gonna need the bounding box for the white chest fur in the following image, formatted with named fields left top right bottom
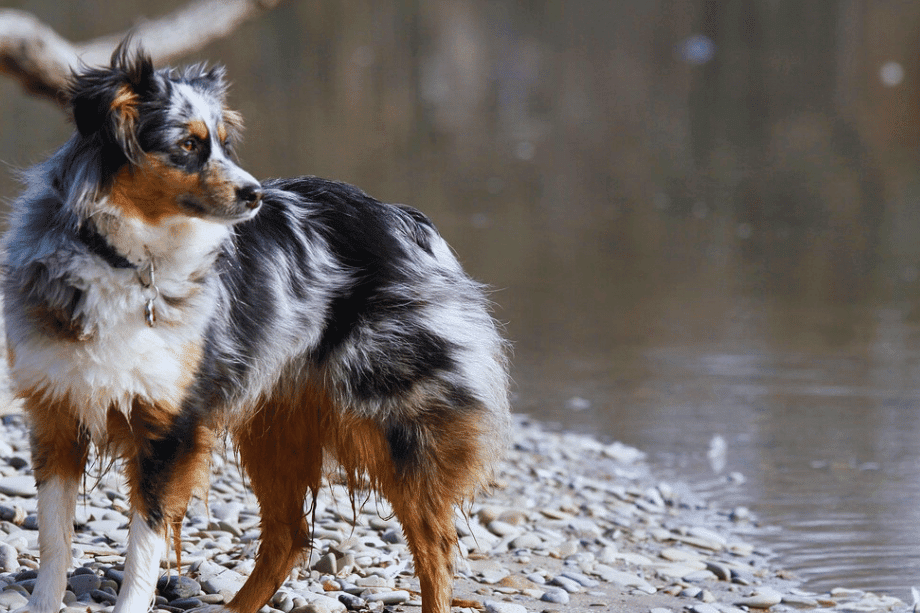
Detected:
left=6, top=216, right=229, bottom=442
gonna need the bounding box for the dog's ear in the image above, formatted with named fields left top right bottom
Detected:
left=185, top=64, right=230, bottom=100
left=69, top=40, right=160, bottom=164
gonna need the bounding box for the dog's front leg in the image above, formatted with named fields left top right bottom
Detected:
left=20, top=398, right=90, bottom=613
left=27, top=476, right=83, bottom=613
left=111, top=408, right=212, bottom=613
left=113, top=513, right=168, bottom=613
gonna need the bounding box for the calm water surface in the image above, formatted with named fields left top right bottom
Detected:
left=491, top=204, right=920, bottom=599
left=510, top=298, right=920, bottom=600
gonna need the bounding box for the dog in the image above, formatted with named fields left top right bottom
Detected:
left=2, top=43, right=510, bottom=613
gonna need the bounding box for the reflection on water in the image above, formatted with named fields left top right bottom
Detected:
left=533, top=330, right=920, bottom=599
left=4, top=0, right=920, bottom=601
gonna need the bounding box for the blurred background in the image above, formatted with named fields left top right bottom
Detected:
left=3, top=0, right=920, bottom=599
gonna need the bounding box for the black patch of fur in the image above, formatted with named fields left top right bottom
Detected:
left=349, top=326, right=456, bottom=401
left=68, top=41, right=160, bottom=172
left=386, top=421, right=424, bottom=475
left=133, top=403, right=205, bottom=527
left=9, top=263, right=85, bottom=342
left=263, top=177, right=427, bottom=364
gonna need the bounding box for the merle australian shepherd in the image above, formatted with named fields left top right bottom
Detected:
left=2, top=44, right=510, bottom=613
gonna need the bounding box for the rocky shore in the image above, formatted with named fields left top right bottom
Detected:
left=0, top=411, right=908, bottom=613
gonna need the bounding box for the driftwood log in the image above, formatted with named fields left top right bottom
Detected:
left=0, top=0, right=280, bottom=104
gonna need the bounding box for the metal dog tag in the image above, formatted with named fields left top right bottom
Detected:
left=145, top=298, right=157, bottom=327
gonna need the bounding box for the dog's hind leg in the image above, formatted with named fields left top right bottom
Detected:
left=227, top=400, right=323, bottom=613
left=385, top=477, right=458, bottom=613
left=20, top=395, right=90, bottom=613
left=333, top=411, right=487, bottom=613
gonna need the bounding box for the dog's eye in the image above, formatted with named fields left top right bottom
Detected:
left=180, top=138, right=198, bottom=153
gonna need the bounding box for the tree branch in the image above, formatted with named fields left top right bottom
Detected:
left=0, top=0, right=281, bottom=105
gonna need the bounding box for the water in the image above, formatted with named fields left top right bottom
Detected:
left=3, top=0, right=920, bottom=601
left=515, top=322, right=920, bottom=599
left=500, top=215, right=920, bottom=599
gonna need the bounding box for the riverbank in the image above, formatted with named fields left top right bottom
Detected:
left=0, top=410, right=907, bottom=613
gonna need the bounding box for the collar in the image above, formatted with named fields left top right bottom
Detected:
left=77, top=223, right=137, bottom=270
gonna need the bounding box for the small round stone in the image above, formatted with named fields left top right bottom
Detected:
left=90, top=588, right=118, bottom=604
left=0, top=542, right=18, bottom=572
left=0, top=590, right=28, bottom=610
left=549, top=575, right=581, bottom=593
left=0, top=476, right=36, bottom=497
left=541, top=587, right=570, bottom=604
left=484, top=601, right=528, bottom=613
left=364, top=590, right=410, bottom=605
left=736, top=589, right=783, bottom=609
left=509, top=533, right=542, bottom=550
left=337, top=593, right=366, bottom=610
left=159, top=576, right=202, bottom=600
left=169, top=597, right=204, bottom=610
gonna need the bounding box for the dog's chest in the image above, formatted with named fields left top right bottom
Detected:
left=8, top=261, right=218, bottom=440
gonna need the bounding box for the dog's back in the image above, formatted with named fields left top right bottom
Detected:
left=3, top=44, right=509, bottom=613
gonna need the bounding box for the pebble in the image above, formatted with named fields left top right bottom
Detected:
left=312, top=553, right=338, bottom=575
left=688, top=605, right=720, bottom=613
left=781, top=593, right=819, bottom=607
left=0, top=476, right=35, bottom=497
left=336, top=593, right=365, bottom=610
left=487, top=520, right=519, bottom=537
left=684, top=569, right=718, bottom=582
left=0, top=414, right=905, bottom=613
left=549, top=575, right=581, bottom=593
left=362, top=590, right=410, bottom=605
left=736, top=588, right=783, bottom=609
left=484, top=601, right=528, bottom=613
left=0, top=591, right=27, bottom=610
left=540, top=587, right=569, bottom=604
left=509, top=533, right=542, bottom=549
left=158, top=575, right=202, bottom=600
left=169, top=597, right=204, bottom=609
left=0, top=543, right=17, bottom=572
left=68, top=572, right=102, bottom=596
left=704, top=560, right=731, bottom=581
left=90, top=588, right=118, bottom=604
left=559, top=570, right=598, bottom=587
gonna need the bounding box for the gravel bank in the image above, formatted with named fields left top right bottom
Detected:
left=0, top=411, right=908, bottom=613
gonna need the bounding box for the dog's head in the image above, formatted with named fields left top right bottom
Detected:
left=68, top=41, right=262, bottom=224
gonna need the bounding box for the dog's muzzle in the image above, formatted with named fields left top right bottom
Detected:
left=237, top=183, right=263, bottom=210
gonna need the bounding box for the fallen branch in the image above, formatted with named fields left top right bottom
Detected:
left=0, top=0, right=280, bottom=105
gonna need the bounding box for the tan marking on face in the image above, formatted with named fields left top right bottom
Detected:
left=109, top=153, right=240, bottom=224
left=216, top=123, right=228, bottom=144
left=109, top=156, right=191, bottom=222
left=187, top=119, right=209, bottom=142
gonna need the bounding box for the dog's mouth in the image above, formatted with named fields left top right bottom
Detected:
left=177, top=194, right=262, bottom=223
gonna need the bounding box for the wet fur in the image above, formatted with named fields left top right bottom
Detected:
left=2, top=43, right=510, bottom=613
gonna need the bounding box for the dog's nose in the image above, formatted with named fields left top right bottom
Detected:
left=237, top=184, right=263, bottom=209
